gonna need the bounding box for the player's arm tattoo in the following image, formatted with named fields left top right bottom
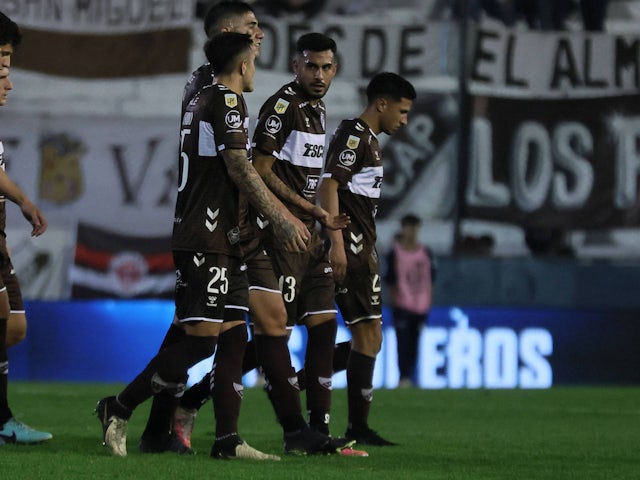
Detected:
left=254, top=150, right=317, bottom=214
left=223, top=149, right=294, bottom=234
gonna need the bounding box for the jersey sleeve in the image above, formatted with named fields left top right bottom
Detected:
left=207, top=91, right=250, bottom=152
left=324, top=123, right=364, bottom=186
left=252, top=95, right=295, bottom=157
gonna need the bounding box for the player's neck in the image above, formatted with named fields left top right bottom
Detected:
left=359, top=108, right=380, bottom=135
left=214, top=73, right=244, bottom=95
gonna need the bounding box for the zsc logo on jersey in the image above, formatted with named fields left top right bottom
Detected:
left=274, top=98, right=290, bottom=114
left=225, top=93, right=238, bottom=108
left=339, top=149, right=356, bottom=167
left=225, top=110, right=243, bottom=129
left=266, top=115, right=282, bottom=134
left=346, top=135, right=360, bottom=149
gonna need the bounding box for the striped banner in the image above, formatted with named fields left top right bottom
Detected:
left=3, top=0, right=195, bottom=78
left=70, top=222, right=175, bottom=299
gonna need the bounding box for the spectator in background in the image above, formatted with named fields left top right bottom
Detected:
left=384, top=214, right=436, bottom=388
left=252, top=0, right=328, bottom=18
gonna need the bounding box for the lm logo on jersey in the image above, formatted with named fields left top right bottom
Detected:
left=339, top=149, right=356, bottom=167
left=266, top=115, right=282, bottom=134
left=225, top=110, right=242, bottom=129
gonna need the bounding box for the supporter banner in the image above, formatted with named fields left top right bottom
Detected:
left=377, top=89, right=459, bottom=222
left=470, top=26, right=640, bottom=98
left=256, top=14, right=450, bottom=82
left=2, top=114, right=177, bottom=236
left=463, top=26, right=640, bottom=228
left=1, top=0, right=195, bottom=77
left=70, top=222, right=174, bottom=299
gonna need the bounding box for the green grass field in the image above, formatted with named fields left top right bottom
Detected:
left=2, top=383, right=639, bottom=479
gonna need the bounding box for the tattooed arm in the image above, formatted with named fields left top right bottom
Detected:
left=223, top=149, right=309, bottom=252
left=254, top=150, right=349, bottom=230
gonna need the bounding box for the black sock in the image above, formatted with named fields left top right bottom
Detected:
left=118, top=335, right=217, bottom=412
left=333, top=341, right=351, bottom=372
left=181, top=372, right=212, bottom=411
left=254, top=334, right=306, bottom=433
left=0, top=318, right=11, bottom=425
left=213, top=324, right=247, bottom=439
left=305, top=320, right=337, bottom=434
left=241, top=339, right=259, bottom=374
left=346, top=350, right=375, bottom=431
left=296, top=340, right=351, bottom=392
left=142, top=323, right=187, bottom=437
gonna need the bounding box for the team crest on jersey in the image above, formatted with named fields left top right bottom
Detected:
left=274, top=98, right=290, bottom=114
left=339, top=149, right=356, bottom=167
left=225, top=93, right=238, bottom=108
left=303, top=175, right=320, bottom=194
left=346, top=135, right=360, bottom=149
left=225, top=110, right=243, bottom=129
left=266, top=115, right=282, bottom=134
left=38, top=133, right=85, bottom=205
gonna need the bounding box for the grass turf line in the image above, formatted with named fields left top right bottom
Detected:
left=2, top=383, right=639, bottom=480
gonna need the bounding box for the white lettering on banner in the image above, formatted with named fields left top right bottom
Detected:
left=0, top=0, right=193, bottom=32
left=256, top=16, right=446, bottom=81
left=468, top=117, right=599, bottom=211
left=420, top=308, right=553, bottom=389
left=613, top=116, right=640, bottom=208
left=470, top=27, right=640, bottom=98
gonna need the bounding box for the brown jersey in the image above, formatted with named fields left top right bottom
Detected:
left=0, top=141, right=7, bottom=251
left=172, top=83, right=250, bottom=257
left=323, top=118, right=383, bottom=269
left=182, top=63, right=215, bottom=112
left=252, top=81, right=326, bottom=232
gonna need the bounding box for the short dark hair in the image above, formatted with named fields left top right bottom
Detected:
left=204, top=31, right=253, bottom=75
left=295, top=32, right=336, bottom=55
left=401, top=213, right=421, bottom=227
left=366, top=72, right=416, bottom=104
left=0, top=11, right=21, bottom=47
left=203, top=1, right=255, bottom=38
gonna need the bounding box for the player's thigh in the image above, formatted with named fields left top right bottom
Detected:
left=174, top=251, right=233, bottom=337
left=246, top=248, right=288, bottom=335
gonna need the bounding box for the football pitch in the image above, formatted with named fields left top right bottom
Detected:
left=2, top=383, right=638, bottom=479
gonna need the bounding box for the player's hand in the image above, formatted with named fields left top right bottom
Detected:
left=329, top=244, right=347, bottom=284
left=274, top=213, right=310, bottom=253
left=311, top=205, right=350, bottom=231
left=20, top=199, right=48, bottom=237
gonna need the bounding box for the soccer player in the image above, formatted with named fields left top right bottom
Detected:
left=96, top=31, right=308, bottom=457
left=0, top=12, right=52, bottom=446
left=139, top=1, right=284, bottom=459
left=250, top=32, right=348, bottom=442
left=319, top=71, right=416, bottom=446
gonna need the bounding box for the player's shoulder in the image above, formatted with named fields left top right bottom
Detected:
left=332, top=118, right=369, bottom=148
left=263, top=82, right=303, bottom=114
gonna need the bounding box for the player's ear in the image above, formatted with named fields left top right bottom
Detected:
left=376, top=97, right=387, bottom=113
left=240, top=59, right=247, bottom=76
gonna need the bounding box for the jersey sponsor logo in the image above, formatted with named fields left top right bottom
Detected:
left=346, top=135, right=360, bottom=149
left=225, top=110, right=242, bottom=129
left=339, top=149, right=356, bottom=167
left=266, top=115, right=282, bottom=134
left=224, top=93, right=238, bottom=108
left=303, top=175, right=320, bottom=194
left=274, top=98, right=290, bottom=114
left=303, top=143, right=324, bottom=158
